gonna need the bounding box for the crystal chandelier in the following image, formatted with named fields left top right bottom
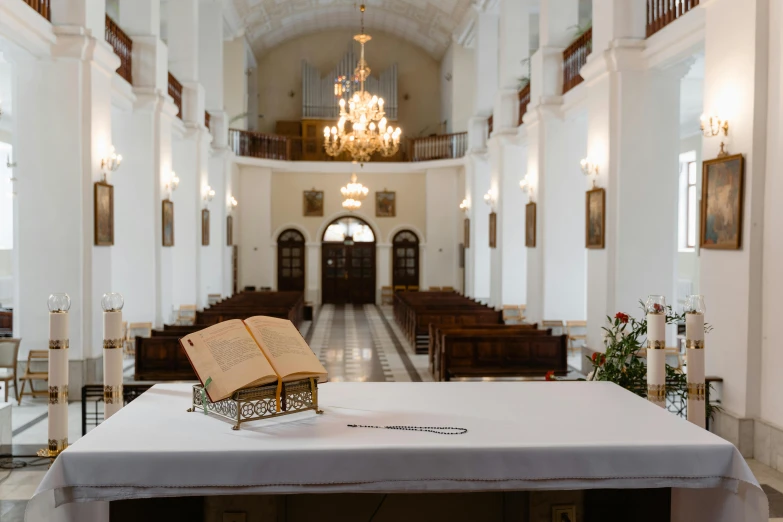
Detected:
left=341, top=172, right=369, bottom=211
left=324, top=5, right=402, bottom=162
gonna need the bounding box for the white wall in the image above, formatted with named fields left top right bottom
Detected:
left=237, top=166, right=273, bottom=291
left=425, top=167, right=461, bottom=290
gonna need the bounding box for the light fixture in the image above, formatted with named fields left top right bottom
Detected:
left=341, top=171, right=368, bottom=212
left=580, top=157, right=599, bottom=188
left=6, top=154, right=16, bottom=169
left=100, top=146, right=122, bottom=182
left=227, top=195, right=238, bottom=211
left=323, top=4, right=402, bottom=162
left=519, top=175, right=534, bottom=201
left=483, top=189, right=497, bottom=210
left=459, top=198, right=469, bottom=213
left=203, top=184, right=215, bottom=205
left=700, top=114, right=729, bottom=138
left=165, top=172, right=180, bottom=198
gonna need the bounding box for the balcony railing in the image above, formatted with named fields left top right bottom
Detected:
left=562, top=28, right=592, bottom=94
left=168, top=72, right=183, bottom=120
left=518, top=84, right=531, bottom=126
left=105, top=15, right=133, bottom=85
left=23, top=0, right=50, bottom=20
left=228, top=129, right=468, bottom=163
left=408, top=132, right=468, bottom=162
left=205, top=111, right=211, bottom=131
left=647, top=0, right=700, bottom=37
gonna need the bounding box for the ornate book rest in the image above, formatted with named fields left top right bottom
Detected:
left=188, top=378, right=323, bottom=430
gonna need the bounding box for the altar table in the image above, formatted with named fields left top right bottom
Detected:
left=25, top=382, right=768, bottom=521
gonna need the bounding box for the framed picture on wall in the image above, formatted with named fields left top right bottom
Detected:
left=585, top=188, right=605, bottom=249
left=376, top=190, right=396, bottom=217
left=464, top=218, right=470, bottom=248
left=489, top=211, right=497, bottom=248
left=227, top=215, right=233, bottom=246
left=94, top=181, right=114, bottom=246
left=303, top=189, right=324, bottom=216
left=525, top=202, right=536, bottom=247
left=162, top=199, right=174, bottom=247
left=202, top=208, right=210, bottom=246
left=700, top=153, right=744, bottom=250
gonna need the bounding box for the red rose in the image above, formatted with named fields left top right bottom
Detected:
left=591, top=352, right=606, bottom=366
left=615, top=312, right=629, bottom=324
left=653, top=303, right=664, bottom=313
left=545, top=370, right=556, bottom=381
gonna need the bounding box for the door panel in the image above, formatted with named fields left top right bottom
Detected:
left=322, top=242, right=376, bottom=304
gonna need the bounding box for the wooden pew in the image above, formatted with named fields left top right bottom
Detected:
left=428, top=323, right=539, bottom=375
left=439, top=331, right=568, bottom=381
left=135, top=336, right=197, bottom=381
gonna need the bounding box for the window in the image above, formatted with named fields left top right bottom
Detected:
left=678, top=151, right=698, bottom=252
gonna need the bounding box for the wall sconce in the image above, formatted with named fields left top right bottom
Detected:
left=483, top=189, right=497, bottom=210
left=100, top=146, right=122, bottom=182
left=227, top=196, right=238, bottom=212
left=519, top=175, right=534, bottom=201
left=459, top=198, right=469, bottom=213
left=165, top=172, right=180, bottom=198
left=580, top=157, right=599, bottom=188
left=6, top=154, right=16, bottom=169
left=700, top=114, right=729, bottom=138
left=203, top=184, right=215, bottom=206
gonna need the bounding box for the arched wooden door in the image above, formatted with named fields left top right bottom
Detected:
left=392, top=230, right=419, bottom=289
left=277, top=229, right=305, bottom=292
left=322, top=217, right=376, bottom=304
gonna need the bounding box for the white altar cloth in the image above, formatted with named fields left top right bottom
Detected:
left=26, top=382, right=767, bottom=522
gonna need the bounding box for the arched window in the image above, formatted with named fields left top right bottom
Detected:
left=277, top=229, right=305, bottom=292
left=392, top=230, right=419, bottom=289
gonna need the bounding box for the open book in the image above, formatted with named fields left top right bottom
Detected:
left=180, top=316, right=327, bottom=404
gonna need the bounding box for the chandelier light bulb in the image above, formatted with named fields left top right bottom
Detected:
left=339, top=98, right=346, bottom=107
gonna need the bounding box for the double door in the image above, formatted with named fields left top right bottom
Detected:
left=322, top=242, right=376, bottom=304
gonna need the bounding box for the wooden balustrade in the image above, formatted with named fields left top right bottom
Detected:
left=408, top=132, right=468, bottom=162
left=23, top=0, right=50, bottom=20
left=647, top=0, right=700, bottom=37
left=168, top=72, right=183, bottom=120
left=562, top=28, right=592, bottom=94
left=205, top=111, right=211, bottom=131
left=229, top=129, right=290, bottom=160
left=105, top=15, right=133, bottom=85
left=518, top=84, right=531, bottom=126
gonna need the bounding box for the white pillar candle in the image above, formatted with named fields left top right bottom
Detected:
left=686, top=310, right=706, bottom=428
left=646, top=311, right=666, bottom=408
left=101, top=293, right=125, bottom=420
left=46, top=293, right=70, bottom=457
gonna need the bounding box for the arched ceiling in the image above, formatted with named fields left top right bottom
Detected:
left=226, top=0, right=475, bottom=60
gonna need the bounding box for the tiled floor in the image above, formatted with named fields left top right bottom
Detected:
left=1, top=305, right=780, bottom=520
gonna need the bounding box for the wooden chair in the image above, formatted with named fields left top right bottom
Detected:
left=17, top=350, right=48, bottom=405
left=125, top=322, right=153, bottom=357
left=175, top=305, right=197, bottom=325
left=541, top=320, right=565, bottom=336
left=429, top=286, right=442, bottom=292
left=566, top=320, right=587, bottom=353
left=393, top=285, right=407, bottom=293
left=207, top=294, right=222, bottom=306
left=441, top=286, right=455, bottom=292
left=407, top=285, right=419, bottom=292
left=0, top=338, right=20, bottom=402
left=381, top=286, right=394, bottom=305
left=502, top=305, right=525, bottom=325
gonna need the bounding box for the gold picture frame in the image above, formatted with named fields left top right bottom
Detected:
left=162, top=199, right=174, bottom=247
left=375, top=191, right=396, bottom=217
left=94, top=181, right=114, bottom=246
left=227, top=215, right=233, bottom=246
left=525, top=202, right=536, bottom=247
left=303, top=190, right=324, bottom=217
left=202, top=208, right=210, bottom=246
left=489, top=211, right=497, bottom=248
left=700, top=153, right=744, bottom=250
left=585, top=188, right=605, bottom=249
left=464, top=218, right=470, bottom=248
left=552, top=505, right=576, bottom=522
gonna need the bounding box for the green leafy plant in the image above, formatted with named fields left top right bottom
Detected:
left=517, top=58, right=531, bottom=91
left=585, top=301, right=718, bottom=420
left=570, top=20, right=592, bottom=39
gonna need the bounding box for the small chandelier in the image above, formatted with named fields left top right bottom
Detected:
left=324, top=5, right=402, bottom=162
left=341, top=172, right=368, bottom=211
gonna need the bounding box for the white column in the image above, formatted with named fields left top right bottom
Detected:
left=464, top=154, right=491, bottom=300
left=494, top=0, right=530, bottom=131
left=425, top=168, right=461, bottom=290
left=474, top=10, right=499, bottom=118
left=581, top=0, right=681, bottom=351
left=166, top=0, right=199, bottom=83
left=15, top=0, right=118, bottom=390
left=700, top=0, right=769, bottom=422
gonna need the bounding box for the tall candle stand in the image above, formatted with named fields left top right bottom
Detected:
left=39, top=293, right=70, bottom=459
left=645, top=295, right=667, bottom=408
left=685, top=295, right=706, bottom=428
left=102, top=293, right=124, bottom=419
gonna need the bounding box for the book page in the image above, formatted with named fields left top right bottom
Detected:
left=244, top=316, right=327, bottom=382
left=180, top=319, right=278, bottom=402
